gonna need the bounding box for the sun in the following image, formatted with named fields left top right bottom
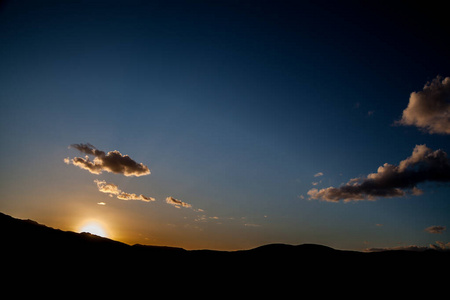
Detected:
left=79, top=221, right=108, bottom=238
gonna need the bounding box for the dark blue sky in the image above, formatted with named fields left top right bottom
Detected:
left=1, top=0, right=449, bottom=250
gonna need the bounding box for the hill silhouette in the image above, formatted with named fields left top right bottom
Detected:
left=1, top=211, right=448, bottom=287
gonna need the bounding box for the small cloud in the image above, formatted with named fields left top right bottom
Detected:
left=366, top=245, right=431, bottom=252
left=165, top=196, right=192, bottom=209
left=412, top=187, right=424, bottom=196
left=396, top=76, right=450, bottom=134
left=375, top=224, right=383, bottom=227
left=94, top=180, right=121, bottom=195
left=194, top=215, right=207, bottom=222
left=367, top=110, right=375, bottom=116
left=66, top=143, right=150, bottom=177
left=244, top=223, right=261, bottom=227
left=425, top=225, right=446, bottom=234
left=314, top=172, right=324, bottom=177
left=366, top=242, right=450, bottom=252
left=94, top=180, right=155, bottom=203
left=97, top=202, right=106, bottom=206
left=308, top=144, right=450, bottom=202
left=117, top=192, right=155, bottom=202
left=431, top=241, right=450, bottom=251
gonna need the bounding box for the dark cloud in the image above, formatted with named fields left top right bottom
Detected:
left=308, top=145, right=450, bottom=202
left=69, top=156, right=104, bottom=174
left=71, top=143, right=105, bottom=156
left=425, top=226, right=446, bottom=234
left=366, top=241, right=450, bottom=252
left=165, top=196, right=192, bottom=208
left=94, top=180, right=155, bottom=203
left=397, top=76, right=450, bottom=134
left=366, top=245, right=431, bottom=252
left=66, top=143, right=150, bottom=177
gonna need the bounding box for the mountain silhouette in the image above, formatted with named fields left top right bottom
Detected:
left=1, top=211, right=448, bottom=287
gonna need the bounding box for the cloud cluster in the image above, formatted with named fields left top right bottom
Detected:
left=165, top=197, right=192, bottom=209
left=65, top=143, right=150, bottom=177
left=94, top=180, right=194, bottom=209
left=65, top=142, right=204, bottom=213
left=94, top=180, right=155, bottom=203
left=397, top=76, right=450, bottom=134
left=366, top=241, right=450, bottom=252
left=425, top=225, right=446, bottom=234
left=308, top=145, right=450, bottom=202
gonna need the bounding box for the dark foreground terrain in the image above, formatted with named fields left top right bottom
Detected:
left=1, top=212, right=448, bottom=290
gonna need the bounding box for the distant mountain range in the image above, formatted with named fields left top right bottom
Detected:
left=1, top=211, right=448, bottom=286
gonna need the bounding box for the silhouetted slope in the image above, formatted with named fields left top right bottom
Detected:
left=1, top=212, right=128, bottom=253
left=1, top=211, right=449, bottom=283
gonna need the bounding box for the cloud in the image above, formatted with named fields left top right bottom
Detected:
left=117, top=192, right=155, bottom=202
left=244, top=223, right=261, bottom=227
left=432, top=241, right=450, bottom=251
left=425, top=225, right=446, bottom=234
left=70, top=156, right=104, bottom=174
left=165, top=196, right=192, bottom=209
left=366, top=242, right=450, bottom=252
left=94, top=179, right=121, bottom=195
left=366, top=245, right=431, bottom=252
left=94, top=180, right=155, bottom=203
left=66, top=143, right=150, bottom=177
left=308, top=144, right=450, bottom=202
left=314, top=172, right=324, bottom=177
left=397, top=76, right=450, bottom=134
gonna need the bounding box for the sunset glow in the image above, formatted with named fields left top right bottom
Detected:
left=1, top=1, right=449, bottom=252
left=79, top=222, right=108, bottom=238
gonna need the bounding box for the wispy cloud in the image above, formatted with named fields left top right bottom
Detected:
left=94, top=180, right=155, bottom=203
left=244, top=223, right=261, bottom=227
left=314, top=172, right=324, bottom=177
left=94, top=179, right=121, bottom=195
left=65, top=143, right=208, bottom=212
left=165, top=196, right=192, bottom=209
left=397, top=76, right=450, bottom=134
left=65, top=143, right=150, bottom=177
left=425, top=225, right=446, bottom=234
left=366, top=241, right=450, bottom=252
left=308, top=144, right=450, bottom=202
left=117, top=192, right=155, bottom=202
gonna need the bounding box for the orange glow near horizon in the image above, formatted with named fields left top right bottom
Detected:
left=78, top=220, right=109, bottom=238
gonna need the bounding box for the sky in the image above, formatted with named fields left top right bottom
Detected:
left=1, top=0, right=449, bottom=251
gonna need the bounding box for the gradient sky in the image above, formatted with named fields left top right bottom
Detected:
left=1, top=0, right=449, bottom=251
